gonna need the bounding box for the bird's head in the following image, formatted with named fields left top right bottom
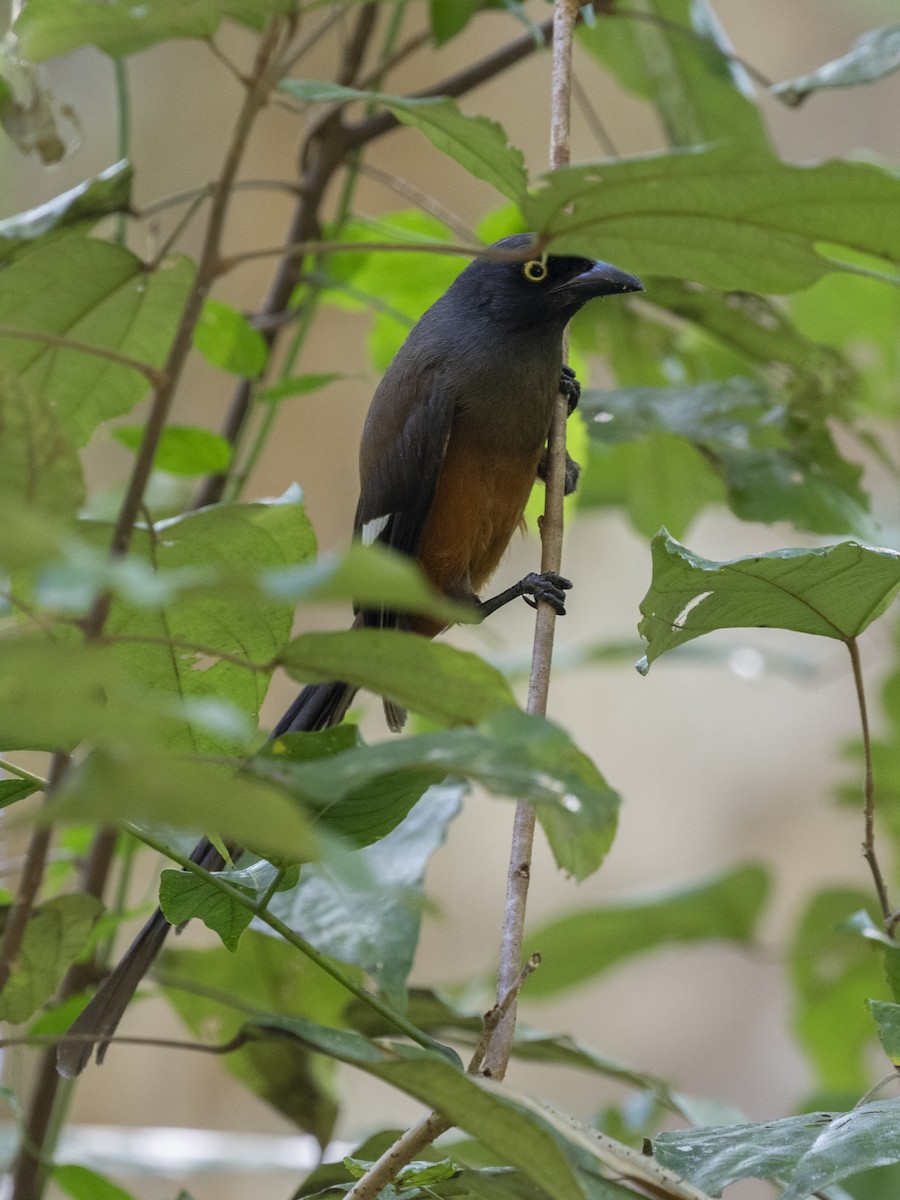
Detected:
left=451, top=233, right=643, bottom=333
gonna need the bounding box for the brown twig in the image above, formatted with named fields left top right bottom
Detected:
left=847, top=637, right=893, bottom=927
left=468, top=953, right=541, bottom=1075
left=481, top=0, right=579, bottom=1083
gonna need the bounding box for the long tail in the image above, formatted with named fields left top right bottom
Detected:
left=271, top=678, right=357, bottom=736
left=57, top=678, right=356, bottom=1077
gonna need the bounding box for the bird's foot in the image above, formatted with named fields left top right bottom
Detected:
left=560, top=364, right=581, bottom=415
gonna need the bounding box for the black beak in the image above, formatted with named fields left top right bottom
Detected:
left=564, top=260, right=644, bottom=297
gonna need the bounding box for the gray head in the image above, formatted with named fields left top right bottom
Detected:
left=443, top=233, right=643, bottom=335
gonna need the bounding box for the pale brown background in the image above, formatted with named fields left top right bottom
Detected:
left=2, top=1, right=900, bottom=1197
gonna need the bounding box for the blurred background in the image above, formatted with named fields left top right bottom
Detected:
left=2, top=1, right=900, bottom=1196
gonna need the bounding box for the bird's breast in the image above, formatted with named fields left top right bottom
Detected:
left=415, top=430, right=545, bottom=606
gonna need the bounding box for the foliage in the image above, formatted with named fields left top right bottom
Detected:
left=0, top=2, right=898, bottom=1199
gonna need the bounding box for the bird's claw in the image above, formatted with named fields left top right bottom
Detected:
left=521, top=571, right=573, bottom=615
left=559, top=364, right=581, bottom=415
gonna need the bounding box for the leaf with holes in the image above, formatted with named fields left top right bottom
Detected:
left=639, top=533, right=900, bottom=671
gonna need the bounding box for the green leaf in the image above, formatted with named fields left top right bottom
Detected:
left=0, top=368, right=83, bottom=519
left=279, top=630, right=516, bottom=728
left=243, top=1017, right=585, bottom=1200
left=15, top=0, right=297, bottom=60
left=193, top=298, right=268, bottom=377
left=262, top=725, right=433, bottom=848
left=51, top=1165, right=136, bottom=1200
left=646, top=277, right=855, bottom=404
left=256, top=1014, right=713, bottom=1200
left=524, top=147, right=900, bottom=293
left=582, top=378, right=870, bottom=537
left=256, top=373, right=343, bottom=403
left=158, top=857, right=300, bottom=954
left=161, top=930, right=349, bottom=1145
left=638, top=534, right=900, bottom=672
left=781, top=1100, right=900, bottom=1200
left=429, top=0, right=479, bottom=45
left=869, top=999, right=900, bottom=1065
left=0, top=779, right=40, bottom=808
left=0, top=501, right=63, bottom=571
left=0, top=639, right=183, bottom=752
left=0, top=894, right=102, bottom=1022
left=82, top=496, right=315, bottom=754
left=790, top=272, right=900, bottom=418
left=520, top=864, right=768, bottom=998
left=293, top=1129, right=407, bottom=1198
left=790, top=889, right=888, bottom=1092
left=258, top=710, right=620, bottom=881
left=578, top=0, right=768, bottom=149
left=281, top=81, right=527, bottom=203
left=263, top=541, right=474, bottom=628
left=112, top=423, right=232, bottom=475
left=49, top=750, right=318, bottom=863
left=579, top=433, right=725, bottom=539
left=653, top=1109, right=839, bottom=1194
left=159, top=869, right=254, bottom=952
left=0, top=162, right=132, bottom=259
left=0, top=232, right=194, bottom=445
left=319, top=211, right=462, bottom=370
left=268, top=785, right=462, bottom=1009
left=345, top=1154, right=457, bottom=1184
left=773, top=25, right=900, bottom=105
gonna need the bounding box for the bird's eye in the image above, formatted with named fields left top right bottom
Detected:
left=522, top=259, right=548, bottom=283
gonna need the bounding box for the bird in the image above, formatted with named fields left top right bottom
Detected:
left=57, top=234, right=642, bottom=1077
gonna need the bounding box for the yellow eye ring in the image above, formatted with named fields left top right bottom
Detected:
left=522, top=259, right=548, bottom=283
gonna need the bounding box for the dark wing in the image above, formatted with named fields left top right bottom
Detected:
left=353, top=380, right=455, bottom=630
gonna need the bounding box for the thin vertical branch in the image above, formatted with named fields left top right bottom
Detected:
left=847, top=637, right=893, bottom=926
left=482, top=0, right=581, bottom=1084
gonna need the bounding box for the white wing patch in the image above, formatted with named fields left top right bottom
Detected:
left=361, top=515, right=390, bottom=545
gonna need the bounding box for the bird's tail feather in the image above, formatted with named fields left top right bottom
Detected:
left=58, top=679, right=354, bottom=1077
left=57, top=908, right=171, bottom=1078
left=272, top=679, right=357, bottom=736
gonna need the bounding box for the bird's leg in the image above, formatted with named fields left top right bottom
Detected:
left=478, top=572, right=572, bottom=618
left=559, top=363, right=581, bottom=414
left=537, top=447, right=580, bottom=495
left=536, top=365, right=582, bottom=494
